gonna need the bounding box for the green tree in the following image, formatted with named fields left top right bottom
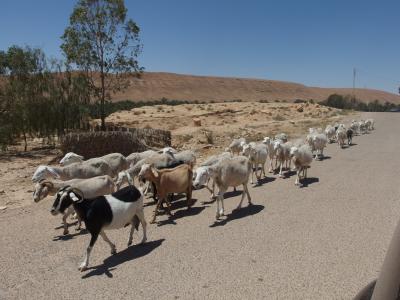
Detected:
left=0, top=46, right=91, bottom=151
left=61, top=0, right=143, bottom=130
left=1, top=46, right=48, bottom=150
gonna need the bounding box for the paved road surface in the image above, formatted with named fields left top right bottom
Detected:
left=1, top=112, right=399, bottom=300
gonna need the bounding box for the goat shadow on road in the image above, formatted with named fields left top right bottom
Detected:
left=82, top=239, right=165, bottom=279
left=299, top=177, right=319, bottom=188
left=156, top=200, right=205, bottom=226
left=209, top=204, right=265, bottom=228
left=143, top=193, right=191, bottom=208
left=318, top=155, right=332, bottom=161
left=52, top=229, right=88, bottom=241
left=253, top=176, right=276, bottom=186
left=53, top=222, right=88, bottom=241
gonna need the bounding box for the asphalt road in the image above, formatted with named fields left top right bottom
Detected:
left=1, top=112, right=399, bottom=300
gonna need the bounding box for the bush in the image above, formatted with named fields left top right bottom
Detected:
left=319, top=94, right=400, bottom=112
left=203, top=130, right=214, bottom=144
left=87, top=98, right=195, bottom=119
left=273, top=115, right=286, bottom=121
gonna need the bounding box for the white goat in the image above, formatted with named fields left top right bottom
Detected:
left=325, top=125, right=336, bottom=143
left=193, top=156, right=252, bottom=219
left=306, top=133, right=328, bottom=160
left=336, top=127, right=347, bottom=148
left=33, top=176, right=115, bottom=235
left=262, top=137, right=276, bottom=173
left=242, top=143, right=268, bottom=184
left=350, top=121, right=360, bottom=135
left=126, top=150, right=158, bottom=166
left=273, top=140, right=292, bottom=178
left=32, top=160, right=113, bottom=182
left=290, top=145, right=313, bottom=186
left=165, top=149, right=197, bottom=167
left=365, top=119, right=375, bottom=131
left=228, top=138, right=246, bottom=155
left=275, top=133, right=288, bottom=143
left=159, top=147, right=178, bottom=154
left=195, top=152, right=232, bottom=199
left=60, top=152, right=129, bottom=177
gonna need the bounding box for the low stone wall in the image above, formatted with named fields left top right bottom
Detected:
left=60, top=127, right=171, bottom=158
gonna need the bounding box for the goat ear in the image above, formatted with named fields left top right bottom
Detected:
left=43, top=181, right=54, bottom=189
left=126, top=172, right=134, bottom=186
left=47, top=167, right=60, bottom=179
left=69, top=192, right=82, bottom=203
left=150, top=167, right=159, bottom=178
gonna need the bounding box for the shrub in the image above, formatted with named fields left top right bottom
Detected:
left=203, top=130, right=214, bottom=144
left=273, top=115, right=286, bottom=121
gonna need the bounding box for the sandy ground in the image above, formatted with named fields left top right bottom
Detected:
left=102, top=101, right=351, bottom=159
left=0, top=112, right=399, bottom=299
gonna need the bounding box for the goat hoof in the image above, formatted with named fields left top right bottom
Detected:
left=127, top=241, right=132, bottom=247
left=78, top=264, right=88, bottom=272
left=140, top=237, right=147, bottom=244
left=63, top=230, right=69, bottom=235
left=111, top=249, right=117, bottom=255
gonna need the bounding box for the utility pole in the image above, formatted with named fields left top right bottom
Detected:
left=352, top=67, right=356, bottom=100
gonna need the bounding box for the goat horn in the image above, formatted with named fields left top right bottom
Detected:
left=42, top=181, right=54, bottom=189
left=70, top=187, right=84, bottom=199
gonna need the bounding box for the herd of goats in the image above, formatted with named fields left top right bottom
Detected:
left=31, top=118, right=375, bottom=271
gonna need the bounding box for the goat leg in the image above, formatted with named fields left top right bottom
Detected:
left=100, top=231, right=116, bottom=254
left=79, top=233, right=98, bottom=271
left=150, top=198, right=164, bottom=224
left=136, top=210, right=147, bottom=244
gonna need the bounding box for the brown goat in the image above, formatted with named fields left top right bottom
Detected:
left=138, top=163, right=193, bottom=223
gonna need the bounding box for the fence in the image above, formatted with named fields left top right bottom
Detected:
left=60, top=126, right=171, bottom=158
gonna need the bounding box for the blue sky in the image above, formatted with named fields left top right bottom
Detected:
left=1, top=0, right=399, bottom=93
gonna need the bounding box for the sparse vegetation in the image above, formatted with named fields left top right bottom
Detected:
left=203, top=130, right=214, bottom=144
left=181, top=134, right=193, bottom=142
left=319, top=94, right=400, bottom=112
left=273, top=115, right=286, bottom=121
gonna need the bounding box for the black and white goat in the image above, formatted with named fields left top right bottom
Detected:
left=346, top=129, right=354, bottom=145
left=50, top=185, right=147, bottom=271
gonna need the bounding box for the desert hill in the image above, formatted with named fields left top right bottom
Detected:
left=113, top=72, right=400, bottom=104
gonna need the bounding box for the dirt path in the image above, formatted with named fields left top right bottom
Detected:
left=0, top=112, right=399, bottom=299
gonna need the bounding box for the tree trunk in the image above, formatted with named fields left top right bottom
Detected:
left=23, top=131, right=27, bottom=152
left=100, top=69, right=106, bottom=131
